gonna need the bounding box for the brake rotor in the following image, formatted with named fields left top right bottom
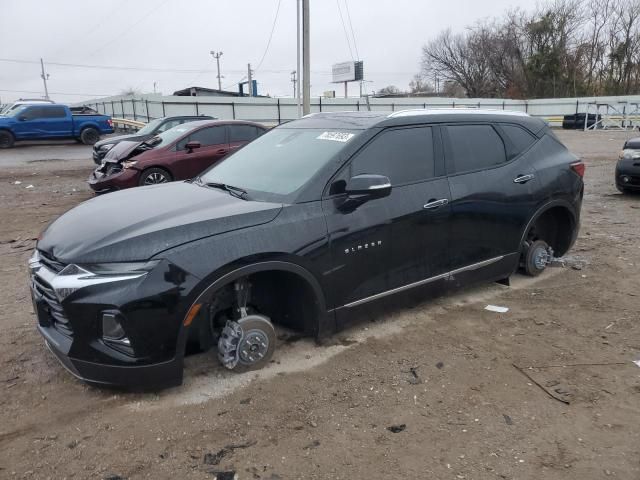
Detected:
left=217, top=314, right=276, bottom=371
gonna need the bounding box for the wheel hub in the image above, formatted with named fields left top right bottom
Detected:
left=532, top=246, right=552, bottom=270
left=238, top=330, right=270, bottom=364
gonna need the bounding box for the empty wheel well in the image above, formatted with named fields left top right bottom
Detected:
left=525, top=206, right=575, bottom=257
left=186, top=269, right=321, bottom=353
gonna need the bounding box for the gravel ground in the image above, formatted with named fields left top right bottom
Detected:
left=0, top=130, right=638, bottom=480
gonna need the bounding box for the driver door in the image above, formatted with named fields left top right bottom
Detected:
left=174, top=125, right=229, bottom=179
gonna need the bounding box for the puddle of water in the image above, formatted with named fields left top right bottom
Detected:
left=127, top=269, right=565, bottom=410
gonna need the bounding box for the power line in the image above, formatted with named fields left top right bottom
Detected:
left=344, top=0, right=360, bottom=60
left=0, top=89, right=114, bottom=97
left=336, top=0, right=354, bottom=60
left=254, top=0, right=283, bottom=72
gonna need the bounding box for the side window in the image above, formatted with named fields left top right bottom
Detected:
left=41, top=106, right=66, bottom=118
left=229, top=124, right=259, bottom=143
left=500, top=124, right=537, bottom=160
left=22, top=107, right=41, bottom=120
left=446, top=125, right=506, bottom=174
left=188, top=126, right=226, bottom=147
left=349, top=127, right=435, bottom=185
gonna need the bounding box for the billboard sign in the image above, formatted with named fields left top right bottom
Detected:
left=332, top=61, right=364, bottom=83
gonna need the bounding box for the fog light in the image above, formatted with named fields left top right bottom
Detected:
left=102, top=312, right=130, bottom=345
left=622, top=175, right=630, bottom=183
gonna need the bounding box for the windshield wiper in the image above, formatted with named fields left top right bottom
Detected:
left=205, top=182, right=248, bottom=199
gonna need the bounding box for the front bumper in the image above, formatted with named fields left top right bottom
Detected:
left=29, top=251, right=200, bottom=389
left=88, top=165, right=140, bottom=192
left=616, top=159, right=640, bottom=190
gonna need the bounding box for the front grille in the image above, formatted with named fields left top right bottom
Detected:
left=32, top=272, right=73, bottom=337
left=39, top=251, right=66, bottom=274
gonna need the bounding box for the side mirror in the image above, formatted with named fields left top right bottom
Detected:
left=338, top=174, right=391, bottom=212
left=185, top=141, right=201, bottom=152
left=345, top=174, right=392, bottom=197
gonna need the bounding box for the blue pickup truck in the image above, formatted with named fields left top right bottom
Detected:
left=0, top=104, right=113, bottom=148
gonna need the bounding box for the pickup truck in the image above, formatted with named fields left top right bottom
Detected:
left=0, top=104, right=113, bottom=148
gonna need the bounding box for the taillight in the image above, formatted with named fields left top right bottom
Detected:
left=107, top=119, right=113, bottom=127
left=570, top=161, right=585, bottom=178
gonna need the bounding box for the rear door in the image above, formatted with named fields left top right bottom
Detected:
left=442, top=123, right=540, bottom=270
left=323, top=125, right=451, bottom=312
left=174, top=125, right=229, bottom=179
left=228, top=124, right=263, bottom=153
left=41, top=106, right=72, bottom=137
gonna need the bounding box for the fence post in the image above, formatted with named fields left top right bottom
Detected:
left=423, top=103, right=426, bottom=109
left=391, top=102, right=395, bottom=112
left=120, top=99, right=125, bottom=118
left=525, top=101, right=528, bottom=113
left=232, top=102, right=236, bottom=119
left=502, top=101, right=505, bottom=110
left=575, top=99, right=579, bottom=115
left=453, top=101, right=455, bottom=108
left=132, top=99, right=137, bottom=121
left=111, top=100, right=115, bottom=117
left=161, top=102, right=166, bottom=116
left=145, top=99, right=150, bottom=121
left=195, top=102, right=199, bottom=116
left=277, top=99, right=281, bottom=124
left=319, top=96, right=322, bottom=112
left=357, top=100, right=360, bottom=111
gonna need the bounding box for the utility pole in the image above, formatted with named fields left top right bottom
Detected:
left=40, top=58, right=50, bottom=100
left=291, top=71, right=297, bottom=98
left=210, top=51, right=223, bottom=91
left=153, top=81, right=158, bottom=94
left=247, top=63, right=253, bottom=97
left=296, top=0, right=302, bottom=117
left=302, top=0, right=310, bottom=115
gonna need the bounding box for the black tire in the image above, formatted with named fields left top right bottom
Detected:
left=0, top=130, right=15, bottom=149
left=523, top=239, right=551, bottom=277
left=138, top=167, right=172, bottom=186
left=80, top=127, right=100, bottom=145
left=225, top=315, right=276, bottom=373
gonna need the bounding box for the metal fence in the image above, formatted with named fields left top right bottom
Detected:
left=77, top=93, right=640, bottom=128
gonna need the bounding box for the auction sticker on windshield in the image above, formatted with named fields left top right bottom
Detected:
left=316, top=131, right=355, bottom=142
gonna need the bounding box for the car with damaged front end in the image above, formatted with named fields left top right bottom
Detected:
left=30, top=110, right=584, bottom=389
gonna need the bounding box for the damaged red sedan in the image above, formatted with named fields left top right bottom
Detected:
left=88, top=120, right=266, bottom=192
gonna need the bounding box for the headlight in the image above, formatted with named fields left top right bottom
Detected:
left=621, top=149, right=640, bottom=159
left=99, top=144, right=115, bottom=152
left=122, top=160, right=137, bottom=169
left=52, top=261, right=159, bottom=301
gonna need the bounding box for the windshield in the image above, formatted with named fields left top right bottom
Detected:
left=145, top=124, right=194, bottom=147
left=4, top=105, right=29, bottom=117
left=137, top=118, right=164, bottom=135
left=200, top=128, right=359, bottom=198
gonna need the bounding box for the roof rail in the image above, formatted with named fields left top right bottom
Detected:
left=387, top=108, right=529, bottom=118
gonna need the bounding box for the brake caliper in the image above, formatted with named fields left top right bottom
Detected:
left=218, top=320, right=243, bottom=369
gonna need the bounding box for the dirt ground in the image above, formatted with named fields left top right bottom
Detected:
left=0, top=130, right=639, bottom=480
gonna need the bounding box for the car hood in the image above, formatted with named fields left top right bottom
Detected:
left=102, top=140, right=145, bottom=162
left=38, top=182, right=283, bottom=264
left=95, top=133, right=149, bottom=149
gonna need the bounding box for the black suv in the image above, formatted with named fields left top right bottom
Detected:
left=92, top=115, right=214, bottom=163
left=30, top=110, right=584, bottom=389
left=616, top=137, right=640, bottom=193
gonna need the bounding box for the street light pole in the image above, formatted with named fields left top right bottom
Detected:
left=302, top=0, right=310, bottom=115
left=210, top=51, right=223, bottom=91
left=40, top=58, right=50, bottom=100
left=296, top=0, right=302, bottom=118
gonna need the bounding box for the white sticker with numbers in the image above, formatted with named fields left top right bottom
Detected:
left=316, top=131, right=355, bottom=142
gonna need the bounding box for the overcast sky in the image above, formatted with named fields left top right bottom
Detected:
left=1, top=0, right=536, bottom=103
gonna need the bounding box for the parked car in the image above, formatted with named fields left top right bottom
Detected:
left=88, top=120, right=266, bottom=192
left=0, top=98, right=56, bottom=116
left=0, top=104, right=113, bottom=148
left=92, top=115, right=215, bottom=164
left=616, top=137, right=640, bottom=193
left=562, top=113, right=600, bottom=130
left=29, top=109, right=584, bottom=389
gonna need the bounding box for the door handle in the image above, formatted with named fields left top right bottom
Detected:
left=513, top=174, right=535, bottom=184
left=423, top=198, right=449, bottom=210
left=215, top=148, right=228, bottom=154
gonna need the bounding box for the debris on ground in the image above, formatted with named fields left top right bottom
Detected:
left=25, top=185, right=34, bottom=189
left=503, top=414, right=513, bottom=425
left=406, top=366, right=421, bottom=384
left=387, top=424, right=406, bottom=433
left=12, top=181, right=21, bottom=185
left=209, top=472, right=236, bottom=480
left=485, top=305, right=509, bottom=313
left=303, top=440, right=321, bottom=449
left=203, top=440, right=257, bottom=466
left=436, top=361, right=444, bottom=369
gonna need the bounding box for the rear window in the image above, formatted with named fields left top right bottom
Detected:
left=41, top=106, right=66, bottom=118
left=229, top=124, right=261, bottom=143
left=500, top=124, right=537, bottom=160
left=446, top=125, right=506, bottom=174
